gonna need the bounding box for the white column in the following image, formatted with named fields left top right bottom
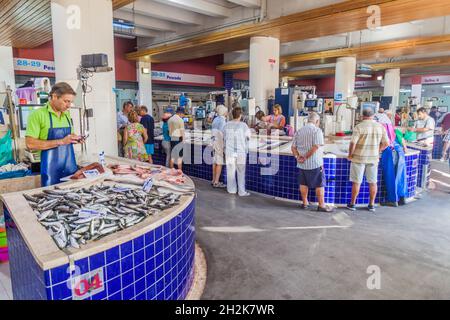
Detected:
left=249, top=36, right=280, bottom=114
left=0, top=46, right=16, bottom=94
left=334, top=57, right=356, bottom=132
left=411, top=84, right=422, bottom=105
left=384, top=68, right=401, bottom=111
left=137, top=61, right=153, bottom=113
left=51, top=0, right=117, bottom=157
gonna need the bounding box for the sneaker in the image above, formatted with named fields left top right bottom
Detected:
left=317, top=206, right=334, bottom=213
left=368, top=205, right=376, bottom=212
left=346, top=204, right=356, bottom=211
left=239, top=192, right=251, bottom=197
left=300, top=204, right=309, bottom=210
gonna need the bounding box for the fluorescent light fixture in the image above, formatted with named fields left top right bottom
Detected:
left=142, top=68, right=151, bottom=74
left=356, top=74, right=372, bottom=78
left=442, top=85, right=450, bottom=88
left=377, top=76, right=383, bottom=81
left=113, top=22, right=134, bottom=30
left=400, top=89, right=411, bottom=93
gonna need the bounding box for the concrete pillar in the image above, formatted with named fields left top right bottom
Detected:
left=384, top=68, right=401, bottom=111
left=0, top=46, right=16, bottom=94
left=51, top=0, right=117, bottom=157
left=249, top=36, right=280, bottom=114
left=411, top=84, right=423, bottom=105
left=137, top=61, right=152, bottom=113
left=334, top=57, right=356, bottom=132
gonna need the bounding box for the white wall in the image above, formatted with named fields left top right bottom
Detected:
left=0, top=46, right=16, bottom=93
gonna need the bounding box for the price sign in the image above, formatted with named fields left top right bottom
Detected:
left=112, top=187, right=131, bottom=193
left=82, top=169, right=100, bottom=178
left=78, top=209, right=102, bottom=218
left=143, top=177, right=154, bottom=193
left=71, top=268, right=105, bottom=300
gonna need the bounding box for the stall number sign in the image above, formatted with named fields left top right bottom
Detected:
left=13, top=58, right=55, bottom=73
left=152, top=71, right=215, bottom=85
left=72, top=268, right=105, bottom=300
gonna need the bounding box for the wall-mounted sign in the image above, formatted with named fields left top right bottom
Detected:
left=355, top=80, right=383, bottom=88
left=152, top=71, right=215, bottom=85
left=421, top=76, right=450, bottom=84
left=13, top=58, right=55, bottom=73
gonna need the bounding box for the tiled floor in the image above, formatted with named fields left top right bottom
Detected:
left=0, top=262, right=12, bottom=300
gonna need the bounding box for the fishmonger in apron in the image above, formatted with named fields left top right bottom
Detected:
left=40, top=112, right=78, bottom=186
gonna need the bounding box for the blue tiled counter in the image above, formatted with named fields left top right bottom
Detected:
left=406, top=143, right=433, bottom=190
left=154, top=136, right=420, bottom=206
left=1, top=174, right=196, bottom=300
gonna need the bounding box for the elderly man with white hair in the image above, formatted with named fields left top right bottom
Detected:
left=211, top=105, right=228, bottom=188
left=291, top=112, right=334, bottom=212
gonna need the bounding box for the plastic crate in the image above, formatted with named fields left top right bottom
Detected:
left=0, top=169, right=31, bottom=180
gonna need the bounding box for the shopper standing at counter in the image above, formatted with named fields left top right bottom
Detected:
left=291, top=112, right=333, bottom=212
left=407, top=107, right=435, bottom=146
left=223, top=107, right=251, bottom=197
left=169, top=107, right=186, bottom=172
left=211, top=105, right=227, bottom=188
left=161, top=113, right=172, bottom=167
left=139, top=106, right=155, bottom=164
left=347, top=108, right=389, bottom=212
left=117, top=101, right=133, bottom=157
left=25, top=82, right=84, bottom=186
left=438, top=112, right=450, bottom=161
left=123, top=110, right=149, bottom=163
left=267, top=104, right=286, bottom=131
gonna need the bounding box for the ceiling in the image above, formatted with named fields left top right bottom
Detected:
left=0, top=0, right=134, bottom=48
left=126, top=0, right=450, bottom=63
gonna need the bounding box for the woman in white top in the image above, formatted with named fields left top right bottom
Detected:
left=222, top=107, right=251, bottom=197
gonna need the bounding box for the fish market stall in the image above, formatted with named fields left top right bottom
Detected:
left=153, top=130, right=421, bottom=206
left=2, top=156, right=196, bottom=300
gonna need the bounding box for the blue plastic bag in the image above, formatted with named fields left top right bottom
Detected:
left=0, top=130, right=13, bottom=166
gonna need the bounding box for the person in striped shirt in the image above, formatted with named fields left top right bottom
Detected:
left=347, top=108, right=390, bottom=212
left=291, top=112, right=334, bottom=212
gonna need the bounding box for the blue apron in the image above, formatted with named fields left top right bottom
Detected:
left=40, top=112, right=78, bottom=186
left=381, top=141, right=407, bottom=203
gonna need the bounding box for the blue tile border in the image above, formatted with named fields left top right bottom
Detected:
left=6, top=197, right=196, bottom=300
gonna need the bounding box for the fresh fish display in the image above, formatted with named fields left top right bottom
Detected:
left=23, top=183, right=183, bottom=250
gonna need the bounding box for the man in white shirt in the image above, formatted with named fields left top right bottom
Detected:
left=168, top=107, right=186, bottom=171
left=408, top=107, right=435, bottom=146
left=223, top=107, right=251, bottom=197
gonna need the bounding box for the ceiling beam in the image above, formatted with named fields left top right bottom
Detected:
left=114, top=9, right=178, bottom=32
left=227, top=0, right=261, bottom=8
left=217, top=34, right=450, bottom=71
left=122, top=0, right=203, bottom=25
left=127, top=0, right=450, bottom=63
left=281, top=56, right=450, bottom=79
left=112, top=0, right=136, bottom=10
left=371, top=56, right=450, bottom=71
left=152, top=0, right=231, bottom=18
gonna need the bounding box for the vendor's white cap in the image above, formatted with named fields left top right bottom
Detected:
left=216, top=105, right=227, bottom=116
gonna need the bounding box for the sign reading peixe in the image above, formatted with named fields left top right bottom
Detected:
left=13, top=58, right=55, bottom=73
left=152, top=71, right=215, bottom=85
